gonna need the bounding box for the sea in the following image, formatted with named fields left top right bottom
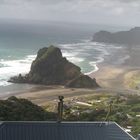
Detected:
left=0, top=21, right=129, bottom=95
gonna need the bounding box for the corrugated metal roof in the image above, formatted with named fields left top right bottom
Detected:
left=0, top=122, right=135, bottom=140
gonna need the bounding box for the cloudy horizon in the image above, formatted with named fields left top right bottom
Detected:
left=0, top=0, right=140, bottom=26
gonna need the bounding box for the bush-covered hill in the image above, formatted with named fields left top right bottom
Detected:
left=0, top=96, right=56, bottom=121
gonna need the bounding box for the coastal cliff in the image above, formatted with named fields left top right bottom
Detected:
left=93, top=27, right=140, bottom=45
left=9, top=46, right=99, bottom=88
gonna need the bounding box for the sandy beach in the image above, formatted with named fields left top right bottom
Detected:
left=1, top=46, right=140, bottom=105
left=0, top=64, right=140, bottom=106
left=89, top=65, right=140, bottom=88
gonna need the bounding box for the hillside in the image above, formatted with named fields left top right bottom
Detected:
left=93, top=27, right=140, bottom=45
left=0, top=96, right=56, bottom=121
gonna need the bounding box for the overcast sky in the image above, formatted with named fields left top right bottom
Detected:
left=0, top=0, right=140, bottom=26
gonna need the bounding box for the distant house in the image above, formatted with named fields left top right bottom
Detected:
left=0, top=122, right=136, bottom=140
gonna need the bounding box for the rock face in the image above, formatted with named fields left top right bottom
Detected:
left=66, top=75, right=100, bottom=88
left=9, top=46, right=99, bottom=88
left=28, top=46, right=81, bottom=85
left=93, top=27, right=140, bottom=45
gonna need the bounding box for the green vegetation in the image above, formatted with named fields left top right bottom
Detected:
left=0, top=96, right=56, bottom=121
left=0, top=94, right=140, bottom=137
left=62, top=94, right=140, bottom=137
left=35, top=46, right=62, bottom=64
left=128, top=76, right=140, bottom=89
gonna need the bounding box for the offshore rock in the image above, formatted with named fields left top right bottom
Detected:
left=9, top=46, right=99, bottom=88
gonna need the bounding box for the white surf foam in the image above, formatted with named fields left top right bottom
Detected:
left=59, top=40, right=125, bottom=75
left=85, top=65, right=99, bottom=75
left=62, top=51, right=85, bottom=63
left=0, top=55, right=36, bottom=87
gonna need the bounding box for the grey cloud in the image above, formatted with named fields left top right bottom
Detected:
left=116, top=0, right=140, bottom=3
left=0, top=0, right=140, bottom=6
left=0, top=0, right=140, bottom=26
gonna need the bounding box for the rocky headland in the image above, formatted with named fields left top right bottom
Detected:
left=9, top=46, right=99, bottom=88
left=93, top=27, right=140, bottom=45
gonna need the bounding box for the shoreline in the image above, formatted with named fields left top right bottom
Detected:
left=1, top=45, right=140, bottom=105
left=0, top=64, right=140, bottom=106
left=88, top=64, right=128, bottom=89
left=89, top=63, right=140, bottom=89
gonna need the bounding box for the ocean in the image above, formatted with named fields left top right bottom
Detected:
left=0, top=22, right=128, bottom=95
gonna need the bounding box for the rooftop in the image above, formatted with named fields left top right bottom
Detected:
left=0, top=121, right=136, bottom=140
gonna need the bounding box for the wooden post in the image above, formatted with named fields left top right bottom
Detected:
left=57, top=96, right=64, bottom=122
